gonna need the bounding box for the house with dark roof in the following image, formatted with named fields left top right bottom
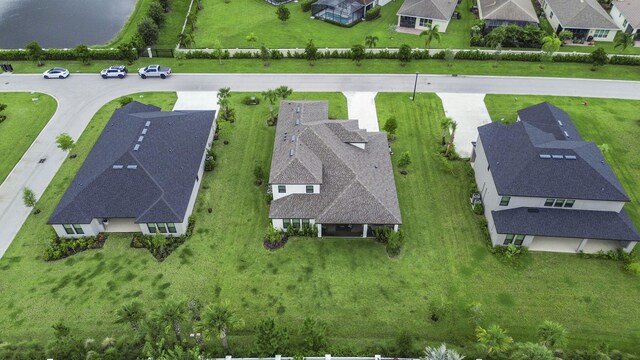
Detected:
left=268, top=101, right=402, bottom=238
left=541, top=0, right=619, bottom=41
left=478, top=0, right=539, bottom=30
left=471, top=102, right=639, bottom=253
left=48, top=102, right=216, bottom=238
left=610, top=0, right=640, bottom=37
left=396, top=0, right=458, bottom=32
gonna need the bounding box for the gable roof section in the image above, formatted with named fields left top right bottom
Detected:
left=397, top=0, right=458, bottom=20
left=545, top=0, right=618, bottom=29
left=479, top=0, right=538, bottom=22
left=49, top=102, right=215, bottom=224
left=613, top=0, right=640, bottom=28
left=269, top=101, right=402, bottom=225
left=478, top=102, right=629, bottom=201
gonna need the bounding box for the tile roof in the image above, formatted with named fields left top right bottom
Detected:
left=48, top=102, right=215, bottom=224
left=397, top=0, right=458, bottom=21
left=613, top=0, right=640, bottom=29
left=478, top=0, right=539, bottom=22
left=269, top=101, right=402, bottom=225
left=478, top=102, right=629, bottom=201
left=492, top=207, right=640, bottom=241
left=545, top=0, right=618, bottom=29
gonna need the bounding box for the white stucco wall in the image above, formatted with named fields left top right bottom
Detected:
left=542, top=1, right=562, bottom=32
left=271, top=184, right=320, bottom=200
left=271, top=218, right=316, bottom=230
left=397, top=16, right=450, bottom=32
left=53, top=218, right=103, bottom=238
left=610, top=5, right=627, bottom=30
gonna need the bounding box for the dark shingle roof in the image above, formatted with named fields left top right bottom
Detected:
left=479, top=0, right=538, bottom=22
left=478, top=102, right=629, bottom=201
left=545, top=0, right=618, bottom=29
left=48, top=102, right=215, bottom=224
left=269, top=101, right=402, bottom=225
left=397, top=0, right=458, bottom=21
left=492, top=208, right=640, bottom=241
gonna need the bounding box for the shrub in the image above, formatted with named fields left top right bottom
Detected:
left=365, top=6, right=381, bottom=20
left=73, top=45, right=92, bottom=64
left=147, top=1, right=166, bottom=26
left=395, top=331, right=414, bottom=357
left=386, top=230, right=404, bottom=257
left=265, top=192, right=273, bottom=205
left=131, top=217, right=195, bottom=261
left=264, top=225, right=287, bottom=250
left=626, top=262, right=640, bottom=275
left=137, top=17, right=160, bottom=46
left=301, top=0, right=317, bottom=12
left=242, top=95, right=260, bottom=105
left=204, top=158, right=216, bottom=172
left=43, top=234, right=107, bottom=261
left=301, top=317, right=328, bottom=353
left=119, top=97, right=133, bottom=107
left=253, top=164, right=265, bottom=185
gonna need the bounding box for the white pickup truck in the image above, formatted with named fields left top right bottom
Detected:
left=138, top=64, right=172, bottom=79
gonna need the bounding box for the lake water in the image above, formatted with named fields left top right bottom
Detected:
left=0, top=0, right=136, bottom=49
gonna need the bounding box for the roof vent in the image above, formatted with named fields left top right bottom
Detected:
left=539, top=154, right=551, bottom=159
left=113, top=165, right=124, bottom=169
left=295, top=118, right=300, bottom=125
left=145, top=121, right=151, bottom=127
left=127, top=165, right=138, bottom=170
left=133, top=144, right=140, bottom=151
left=563, top=130, right=570, bottom=138
left=289, top=149, right=295, bottom=157
left=291, top=135, right=296, bottom=142
left=142, top=128, right=148, bottom=135
left=527, top=208, right=540, bottom=213
left=296, top=105, right=301, bottom=113
left=138, top=136, right=144, bottom=142
left=552, top=155, right=564, bottom=159
left=558, top=120, right=563, bottom=126
left=564, top=155, right=577, bottom=160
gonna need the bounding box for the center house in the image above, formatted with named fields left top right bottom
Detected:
left=268, top=101, right=402, bottom=237
left=48, top=102, right=216, bottom=238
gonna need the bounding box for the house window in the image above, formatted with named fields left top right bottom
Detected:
left=73, top=224, right=84, bottom=235
left=278, top=185, right=286, bottom=193
left=553, top=199, right=565, bottom=207
left=147, top=223, right=157, bottom=233
left=499, top=196, right=511, bottom=206
left=419, top=18, right=432, bottom=27
left=63, top=224, right=74, bottom=235
left=549, top=11, right=553, bottom=19
left=167, top=223, right=177, bottom=233
left=594, top=29, right=609, bottom=38
left=503, top=234, right=515, bottom=245
left=564, top=199, right=575, bottom=208
left=544, top=198, right=555, bottom=207
left=302, top=219, right=310, bottom=228
left=514, top=234, right=525, bottom=246
left=306, top=185, right=314, bottom=194
left=157, top=223, right=168, bottom=233
left=292, top=219, right=301, bottom=229
left=283, top=219, right=291, bottom=228
left=622, top=19, right=628, bottom=28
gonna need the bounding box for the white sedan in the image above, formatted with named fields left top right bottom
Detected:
left=43, top=68, right=70, bottom=79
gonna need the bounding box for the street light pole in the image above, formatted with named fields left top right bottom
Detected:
left=411, top=71, right=419, bottom=101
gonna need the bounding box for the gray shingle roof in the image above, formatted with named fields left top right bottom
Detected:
left=492, top=207, right=640, bottom=241
left=613, top=0, right=640, bottom=29
left=545, top=0, right=618, bottom=29
left=48, top=102, right=215, bottom=224
left=478, top=102, right=629, bottom=201
left=269, top=101, right=402, bottom=225
left=479, top=0, right=539, bottom=22
left=397, top=0, right=458, bottom=21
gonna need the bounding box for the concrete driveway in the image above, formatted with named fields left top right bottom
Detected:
left=343, top=92, right=379, bottom=131
left=1, top=73, right=640, bottom=258
left=174, top=91, right=219, bottom=111
left=437, top=93, right=492, bottom=158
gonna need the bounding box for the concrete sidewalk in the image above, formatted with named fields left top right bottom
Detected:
left=437, top=93, right=492, bottom=158
left=343, top=92, right=379, bottom=132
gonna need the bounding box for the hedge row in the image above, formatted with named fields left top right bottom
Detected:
left=0, top=49, right=123, bottom=61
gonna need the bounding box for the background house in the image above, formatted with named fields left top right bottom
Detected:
left=311, top=0, right=376, bottom=25
left=471, top=102, right=639, bottom=253
left=396, top=0, right=458, bottom=32
left=48, top=102, right=216, bottom=238
left=478, top=0, right=539, bottom=31
left=610, top=0, right=640, bottom=37
left=268, top=101, right=401, bottom=238
left=540, top=0, right=619, bottom=41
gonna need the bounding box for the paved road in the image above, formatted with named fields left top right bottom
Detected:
left=1, top=73, right=640, bottom=258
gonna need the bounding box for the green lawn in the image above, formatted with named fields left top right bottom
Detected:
left=484, top=95, right=640, bottom=231
left=0, top=93, right=57, bottom=184
left=0, top=91, right=639, bottom=354
left=193, top=0, right=473, bottom=49
left=8, top=57, right=640, bottom=81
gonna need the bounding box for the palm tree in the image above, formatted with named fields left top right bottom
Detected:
left=275, top=85, right=293, bottom=100
left=262, top=89, right=279, bottom=120
left=541, top=34, right=560, bottom=55
left=365, top=35, right=379, bottom=48
left=196, top=300, right=242, bottom=354
left=158, top=300, right=187, bottom=343
left=475, top=325, right=513, bottom=356
left=423, top=343, right=465, bottom=360
left=115, top=301, right=146, bottom=332
left=246, top=32, right=258, bottom=48
left=445, top=120, right=457, bottom=156
left=439, top=117, right=452, bottom=145
left=537, top=320, right=568, bottom=349
left=217, top=87, right=231, bottom=118
left=614, top=32, right=634, bottom=53
left=419, top=24, right=441, bottom=49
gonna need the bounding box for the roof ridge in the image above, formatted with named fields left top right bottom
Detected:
left=485, top=0, right=510, bottom=17
left=509, top=0, right=537, bottom=21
